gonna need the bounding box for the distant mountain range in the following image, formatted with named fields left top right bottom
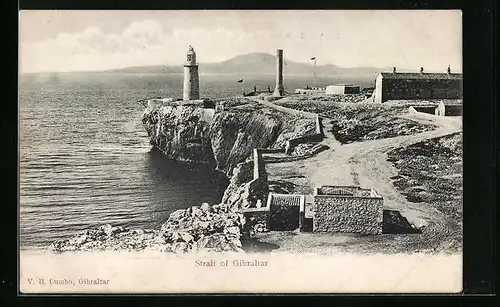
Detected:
left=107, top=52, right=391, bottom=77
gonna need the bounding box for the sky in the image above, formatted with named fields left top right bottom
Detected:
left=19, top=10, right=462, bottom=73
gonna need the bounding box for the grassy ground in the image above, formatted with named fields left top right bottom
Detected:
left=250, top=98, right=462, bottom=255
left=253, top=132, right=463, bottom=255
left=386, top=132, right=463, bottom=250
left=275, top=99, right=437, bottom=144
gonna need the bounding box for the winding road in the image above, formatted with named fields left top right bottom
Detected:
left=253, top=95, right=462, bottom=227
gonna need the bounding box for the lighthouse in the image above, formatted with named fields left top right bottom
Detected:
left=183, top=45, right=200, bottom=101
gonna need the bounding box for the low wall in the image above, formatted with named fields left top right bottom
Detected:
left=409, top=106, right=441, bottom=119
left=313, top=195, right=383, bottom=234
left=412, top=106, right=437, bottom=115
left=253, top=149, right=267, bottom=182
left=242, top=189, right=272, bottom=232
left=264, top=152, right=320, bottom=164
left=286, top=133, right=324, bottom=148
left=260, top=100, right=318, bottom=120
left=258, top=148, right=285, bottom=154
left=265, top=144, right=328, bottom=163
left=238, top=148, right=268, bottom=210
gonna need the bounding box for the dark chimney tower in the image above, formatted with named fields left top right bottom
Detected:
left=393, top=67, right=396, bottom=74
left=273, top=49, right=284, bottom=97
left=447, top=65, right=451, bottom=74
left=420, top=67, right=424, bottom=74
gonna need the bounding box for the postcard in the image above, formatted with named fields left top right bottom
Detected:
left=19, top=9, right=463, bottom=293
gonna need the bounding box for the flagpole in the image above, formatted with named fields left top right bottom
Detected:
left=313, top=58, right=317, bottom=87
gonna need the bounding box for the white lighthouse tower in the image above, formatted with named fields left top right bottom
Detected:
left=183, top=45, right=200, bottom=101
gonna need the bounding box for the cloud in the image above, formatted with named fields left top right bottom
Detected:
left=19, top=13, right=462, bottom=73
left=20, top=19, right=172, bottom=73
left=20, top=19, right=282, bottom=73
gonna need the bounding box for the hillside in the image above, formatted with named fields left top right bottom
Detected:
left=106, top=52, right=390, bottom=77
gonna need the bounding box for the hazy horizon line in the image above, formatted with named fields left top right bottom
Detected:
left=20, top=51, right=462, bottom=75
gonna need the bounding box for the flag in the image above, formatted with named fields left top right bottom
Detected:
left=237, top=78, right=243, bottom=83
left=310, top=57, right=316, bottom=60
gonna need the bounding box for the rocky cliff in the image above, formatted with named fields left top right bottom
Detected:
left=142, top=104, right=216, bottom=165
left=142, top=98, right=316, bottom=175
left=48, top=98, right=316, bottom=254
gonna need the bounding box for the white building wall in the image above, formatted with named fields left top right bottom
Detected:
left=326, top=85, right=345, bottom=95
left=374, top=74, right=383, bottom=103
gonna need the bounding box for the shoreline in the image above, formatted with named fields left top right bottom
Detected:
left=38, top=95, right=462, bottom=255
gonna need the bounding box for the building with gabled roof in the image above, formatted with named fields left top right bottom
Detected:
left=372, top=66, right=463, bottom=103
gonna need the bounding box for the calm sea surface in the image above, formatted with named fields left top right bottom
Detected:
left=19, top=72, right=368, bottom=249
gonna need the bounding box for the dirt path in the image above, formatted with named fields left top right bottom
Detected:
left=251, top=96, right=462, bottom=228
left=244, top=97, right=463, bottom=253
left=313, top=117, right=460, bottom=222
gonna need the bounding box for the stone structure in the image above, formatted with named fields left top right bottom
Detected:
left=241, top=149, right=271, bottom=232
left=273, top=49, right=284, bottom=97
left=373, top=67, right=463, bottom=103
left=183, top=45, right=200, bottom=101
left=326, top=84, right=361, bottom=95
left=407, top=100, right=463, bottom=117
left=313, top=185, right=383, bottom=234
left=268, top=193, right=305, bottom=231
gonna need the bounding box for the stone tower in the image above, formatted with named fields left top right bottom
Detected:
left=183, top=45, right=200, bottom=101
left=273, top=49, right=284, bottom=97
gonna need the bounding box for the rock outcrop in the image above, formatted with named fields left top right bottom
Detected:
left=49, top=201, right=247, bottom=254
left=49, top=225, right=170, bottom=252
left=142, top=105, right=215, bottom=165
left=49, top=98, right=316, bottom=254
left=48, top=160, right=262, bottom=254
left=142, top=99, right=316, bottom=175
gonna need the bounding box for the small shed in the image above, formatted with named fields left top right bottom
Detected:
left=326, top=84, right=361, bottom=95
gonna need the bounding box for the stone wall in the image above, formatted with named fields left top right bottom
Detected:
left=381, top=78, right=462, bottom=103
left=253, top=149, right=267, bottom=182
left=313, top=195, right=383, bottom=234
left=259, top=99, right=318, bottom=120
